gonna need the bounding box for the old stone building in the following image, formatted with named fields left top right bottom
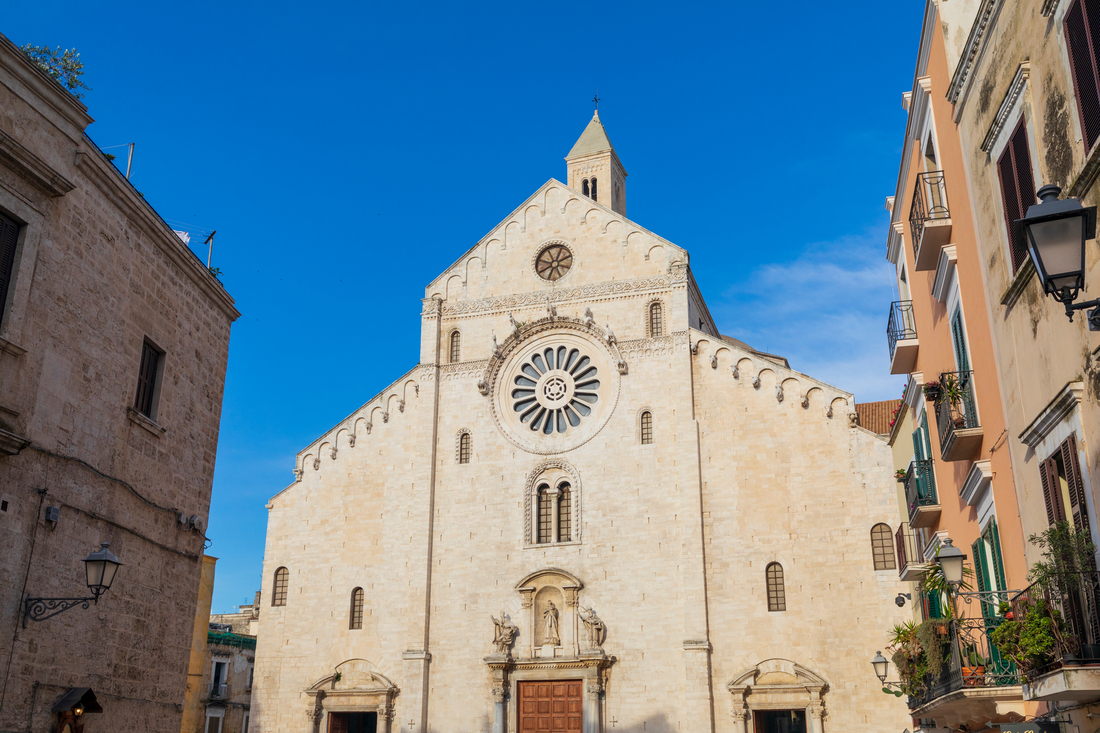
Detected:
left=252, top=112, right=912, bottom=733
left=0, top=31, right=239, bottom=733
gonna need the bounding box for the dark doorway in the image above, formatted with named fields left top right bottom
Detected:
left=754, top=710, right=807, bottom=733
left=327, top=712, right=377, bottom=733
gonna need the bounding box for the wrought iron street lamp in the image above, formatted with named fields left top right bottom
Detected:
left=871, top=651, right=889, bottom=683
left=1014, top=184, right=1099, bottom=328
left=936, top=537, right=967, bottom=588
left=23, top=543, right=122, bottom=627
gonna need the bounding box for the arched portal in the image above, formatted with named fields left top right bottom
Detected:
left=727, top=659, right=828, bottom=733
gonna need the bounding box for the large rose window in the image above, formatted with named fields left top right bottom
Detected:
left=510, top=346, right=600, bottom=434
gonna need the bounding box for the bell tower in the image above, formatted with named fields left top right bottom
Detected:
left=565, top=109, right=627, bottom=216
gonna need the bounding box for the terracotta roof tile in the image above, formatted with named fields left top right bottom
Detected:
left=855, top=399, right=903, bottom=436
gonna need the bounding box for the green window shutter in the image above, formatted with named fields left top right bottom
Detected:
left=973, top=536, right=994, bottom=619
left=984, top=519, right=1008, bottom=594
left=951, top=308, right=970, bottom=373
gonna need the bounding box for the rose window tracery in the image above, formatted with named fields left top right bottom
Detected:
left=535, top=244, right=573, bottom=281
left=511, top=346, right=600, bottom=434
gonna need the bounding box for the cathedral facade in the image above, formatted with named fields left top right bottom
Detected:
left=251, top=114, right=912, bottom=733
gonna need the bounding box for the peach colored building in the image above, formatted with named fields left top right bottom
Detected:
left=882, top=0, right=1033, bottom=727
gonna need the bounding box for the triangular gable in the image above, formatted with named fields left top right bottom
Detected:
left=424, top=178, right=688, bottom=295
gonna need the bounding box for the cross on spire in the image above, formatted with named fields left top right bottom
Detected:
left=592, top=93, right=600, bottom=111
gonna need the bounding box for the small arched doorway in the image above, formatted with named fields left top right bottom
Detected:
left=727, top=659, right=828, bottom=733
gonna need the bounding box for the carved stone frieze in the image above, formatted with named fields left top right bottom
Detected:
left=441, top=275, right=672, bottom=317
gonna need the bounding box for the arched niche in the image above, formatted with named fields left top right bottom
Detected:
left=304, top=659, right=399, bottom=733
left=727, top=658, right=828, bottom=733
left=515, top=568, right=583, bottom=658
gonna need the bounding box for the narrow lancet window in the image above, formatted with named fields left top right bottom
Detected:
left=272, top=567, right=289, bottom=607
left=649, top=302, right=663, bottom=337
left=350, top=588, right=364, bottom=629
left=582, top=179, right=590, bottom=197
left=641, top=411, right=653, bottom=445
left=459, top=433, right=471, bottom=464
left=766, top=562, right=786, bottom=612
left=537, top=485, right=552, bottom=544
left=449, top=331, right=461, bottom=363
left=558, top=484, right=572, bottom=542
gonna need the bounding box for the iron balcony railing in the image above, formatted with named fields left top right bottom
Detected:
left=1011, top=572, right=1100, bottom=676
left=933, top=371, right=980, bottom=451
left=211, top=682, right=227, bottom=699
left=907, top=616, right=1022, bottom=710
left=910, top=170, right=950, bottom=252
left=905, top=458, right=937, bottom=521
left=887, top=301, right=918, bottom=361
left=896, top=522, right=918, bottom=573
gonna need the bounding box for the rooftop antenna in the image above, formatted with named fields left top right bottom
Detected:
left=125, top=143, right=135, bottom=179
left=204, top=230, right=217, bottom=267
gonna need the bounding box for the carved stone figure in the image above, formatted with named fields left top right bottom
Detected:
left=398, top=399, right=405, bottom=413
left=584, top=307, right=595, bottom=327
left=710, top=354, right=717, bottom=369
left=732, top=364, right=740, bottom=379
left=477, top=379, right=489, bottom=395
left=542, top=601, right=560, bottom=646
left=365, top=422, right=372, bottom=434
left=605, top=323, right=616, bottom=345
left=509, top=312, right=521, bottom=331
left=578, top=606, right=605, bottom=650
left=490, top=611, right=518, bottom=655
left=546, top=295, right=557, bottom=319
left=491, top=333, right=499, bottom=354
left=382, top=412, right=389, bottom=423
left=776, top=386, right=784, bottom=403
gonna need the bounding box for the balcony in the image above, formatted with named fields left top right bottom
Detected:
left=907, top=617, right=1025, bottom=726
left=905, top=458, right=940, bottom=529
left=933, top=371, right=983, bottom=462
left=210, top=683, right=227, bottom=699
left=887, top=301, right=919, bottom=374
left=1015, top=574, right=1100, bottom=702
left=911, top=171, right=953, bottom=271
left=895, top=522, right=924, bottom=581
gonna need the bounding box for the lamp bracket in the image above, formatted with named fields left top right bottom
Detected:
left=23, top=596, right=96, bottom=628
left=1063, top=297, right=1100, bottom=330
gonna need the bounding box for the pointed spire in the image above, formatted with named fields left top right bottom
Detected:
left=566, top=111, right=615, bottom=159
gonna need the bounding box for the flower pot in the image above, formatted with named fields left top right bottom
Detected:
left=923, top=388, right=942, bottom=402
left=961, top=665, right=985, bottom=687
left=1004, top=611, right=1014, bottom=620
left=953, top=417, right=967, bottom=428
left=934, top=625, right=948, bottom=637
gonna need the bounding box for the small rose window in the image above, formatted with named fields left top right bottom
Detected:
left=511, top=346, right=600, bottom=434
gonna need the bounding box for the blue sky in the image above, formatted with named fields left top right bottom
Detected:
left=6, top=0, right=924, bottom=612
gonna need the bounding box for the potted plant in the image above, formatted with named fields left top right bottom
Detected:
left=895, top=469, right=907, bottom=483
left=922, top=380, right=942, bottom=401
left=887, top=621, right=930, bottom=697
left=961, top=644, right=986, bottom=687
left=989, top=597, right=1060, bottom=679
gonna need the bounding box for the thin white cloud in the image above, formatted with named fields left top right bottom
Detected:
left=709, top=229, right=907, bottom=404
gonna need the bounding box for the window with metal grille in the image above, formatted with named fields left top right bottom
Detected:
left=272, top=567, right=288, bottom=606
left=558, top=484, right=571, bottom=542
left=459, top=433, right=471, bottom=464
left=640, top=411, right=653, bottom=445
left=350, top=587, right=364, bottom=629
left=133, top=340, right=163, bottom=419
left=766, top=563, right=786, bottom=611
left=537, top=485, right=552, bottom=544
left=0, top=212, right=19, bottom=327
left=449, top=331, right=461, bottom=363
left=871, top=523, right=896, bottom=570
left=1066, top=0, right=1100, bottom=150
left=649, top=302, right=663, bottom=337
left=996, top=120, right=1037, bottom=273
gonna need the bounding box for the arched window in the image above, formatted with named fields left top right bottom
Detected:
left=649, top=302, right=664, bottom=337
left=640, top=411, right=654, bottom=445
left=558, top=483, right=572, bottom=542
left=871, top=523, right=896, bottom=570
left=537, top=485, right=552, bottom=544
left=449, top=331, right=461, bottom=363
left=272, top=567, right=289, bottom=607
left=766, top=562, right=786, bottom=612
left=350, top=587, right=364, bottom=629
left=590, top=178, right=598, bottom=202
left=459, top=433, right=471, bottom=464
left=582, top=179, right=590, bottom=197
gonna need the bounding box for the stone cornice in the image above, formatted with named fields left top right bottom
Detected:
left=1019, top=381, right=1084, bottom=448
left=960, top=459, right=993, bottom=506
left=1043, top=0, right=1061, bottom=16
left=948, top=0, right=1004, bottom=111
left=981, top=62, right=1030, bottom=153
left=0, top=128, right=75, bottom=197
left=440, top=275, right=674, bottom=317
left=73, top=143, right=240, bottom=321
left=0, top=427, right=30, bottom=456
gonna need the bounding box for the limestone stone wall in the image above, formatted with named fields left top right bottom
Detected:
left=0, top=32, right=238, bottom=733
left=253, top=176, right=912, bottom=732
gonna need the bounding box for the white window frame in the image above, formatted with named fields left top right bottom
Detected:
left=205, top=707, right=225, bottom=733
left=988, top=93, right=1044, bottom=277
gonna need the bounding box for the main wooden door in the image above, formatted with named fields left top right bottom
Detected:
left=518, top=680, right=582, bottom=732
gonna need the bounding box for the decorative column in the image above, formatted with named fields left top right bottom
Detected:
left=807, top=702, right=825, bottom=733
left=583, top=680, right=602, bottom=733
left=305, top=691, right=325, bottom=733
left=492, top=686, right=507, bottom=733
left=731, top=706, right=749, bottom=733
